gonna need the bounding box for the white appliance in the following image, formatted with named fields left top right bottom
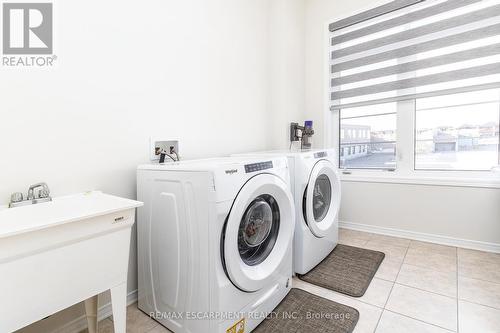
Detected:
left=233, top=149, right=341, bottom=274
left=137, top=157, right=295, bottom=333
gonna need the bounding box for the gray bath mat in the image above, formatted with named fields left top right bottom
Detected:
left=253, top=288, right=359, bottom=333
left=298, top=244, right=385, bottom=297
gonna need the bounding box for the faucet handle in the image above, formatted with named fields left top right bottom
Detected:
left=28, top=182, right=50, bottom=199
left=39, top=188, right=50, bottom=198
left=10, top=192, right=24, bottom=203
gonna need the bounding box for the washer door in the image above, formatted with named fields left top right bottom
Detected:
left=223, top=174, right=294, bottom=292
left=303, top=160, right=341, bottom=238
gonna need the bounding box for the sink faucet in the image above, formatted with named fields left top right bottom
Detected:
left=27, top=183, right=51, bottom=201
left=9, top=182, right=52, bottom=208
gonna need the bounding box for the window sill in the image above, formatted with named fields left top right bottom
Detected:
left=339, top=171, right=500, bottom=189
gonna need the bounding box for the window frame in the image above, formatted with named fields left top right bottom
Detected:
left=338, top=107, right=398, bottom=171
left=413, top=97, right=500, bottom=173
left=329, top=98, right=500, bottom=188
left=324, top=1, right=500, bottom=189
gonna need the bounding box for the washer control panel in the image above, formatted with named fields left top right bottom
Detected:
left=314, top=151, right=328, bottom=159
left=244, top=161, right=273, bottom=173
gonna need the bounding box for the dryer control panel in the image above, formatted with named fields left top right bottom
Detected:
left=244, top=161, right=273, bottom=173
left=314, top=151, right=328, bottom=159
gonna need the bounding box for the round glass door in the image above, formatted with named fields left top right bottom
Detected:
left=312, top=174, right=332, bottom=222
left=223, top=174, right=294, bottom=292
left=238, top=195, right=280, bottom=266
left=303, top=160, right=341, bottom=238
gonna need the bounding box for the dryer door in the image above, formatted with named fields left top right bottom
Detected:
left=303, top=160, right=341, bottom=238
left=223, top=173, right=294, bottom=292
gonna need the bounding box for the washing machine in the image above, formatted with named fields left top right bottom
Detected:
left=233, top=149, right=341, bottom=274
left=137, top=157, right=295, bottom=333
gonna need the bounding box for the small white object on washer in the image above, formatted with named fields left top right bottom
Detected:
left=233, top=149, right=341, bottom=275
left=137, top=156, right=295, bottom=333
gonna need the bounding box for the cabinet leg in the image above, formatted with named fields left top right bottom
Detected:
left=110, top=283, right=127, bottom=333
left=84, top=296, right=98, bottom=333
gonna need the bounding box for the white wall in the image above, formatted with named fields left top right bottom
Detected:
left=305, top=0, right=375, bottom=146
left=1, top=0, right=272, bottom=205
left=304, top=0, right=500, bottom=246
left=341, top=182, right=500, bottom=245
left=2, top=0, right=273, bottom=331
left=267, top=0, right=306, bottom=149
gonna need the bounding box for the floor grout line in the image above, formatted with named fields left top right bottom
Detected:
left=402, top=261, right=457, bottom=271
left=397, top=261, right=459, bottom=284
left=372, top=243, right=409, bottom=332
left=144, top=323, right=162, bottom=333
left=383, top=309, right=456, bottom=332
left=396, top=261, right=457, bottom=275
left=393, top=281, right=457, bottom=299
left=373, top=276, right=398, bottom=283
left=457, top=299, right=500, bottom=312
left=457, top=273, right=500, bottom=285
left=295, top=277, right=457, bottom=317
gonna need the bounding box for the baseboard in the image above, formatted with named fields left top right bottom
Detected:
left=339, top=221, right=500, bottom=254
left=52, top=289, right=138, bottom=333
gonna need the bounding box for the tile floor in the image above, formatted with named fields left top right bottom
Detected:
left=80, top=305, right=168, bottom=333
left=86, top=228, right=500, bottom=333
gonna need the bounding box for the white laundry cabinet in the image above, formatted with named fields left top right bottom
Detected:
left=0, top=191, right=142, bottom=333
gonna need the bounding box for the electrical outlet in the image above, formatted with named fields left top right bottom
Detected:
left=150, top=138, right=179, bottom=161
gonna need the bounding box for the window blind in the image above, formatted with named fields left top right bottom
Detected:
left=330, top=0, right=500, bottom=111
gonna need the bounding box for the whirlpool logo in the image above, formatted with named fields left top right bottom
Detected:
left=225, top=169, right=238, bottom=175
left=2, top=2, right=57, bottom=67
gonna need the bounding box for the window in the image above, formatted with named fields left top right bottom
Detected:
left=415, top=89, right=500, bottom=171
left=329, top=0, right=500, bottom=180
left=340, top=102, right=397, bottom=170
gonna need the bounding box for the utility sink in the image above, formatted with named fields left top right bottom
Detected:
left=0, top=191, right=143, bottom=333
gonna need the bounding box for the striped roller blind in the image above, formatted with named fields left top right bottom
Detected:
left=330, top=0, right=500, bottom=111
